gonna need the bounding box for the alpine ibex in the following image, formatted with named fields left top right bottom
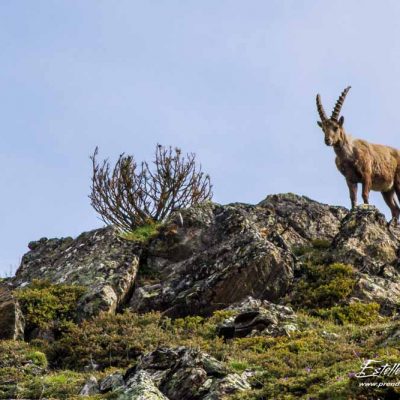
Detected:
left=316, top=86, right=400, bottom=223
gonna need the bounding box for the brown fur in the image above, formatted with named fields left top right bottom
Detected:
left=317, top=89, right=400, bottom=222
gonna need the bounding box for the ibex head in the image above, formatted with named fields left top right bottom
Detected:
left=316, top=86, right=351, bottom=146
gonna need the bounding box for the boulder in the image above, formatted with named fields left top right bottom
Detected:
left=203, top=373, right=252, bottom=400
left=218, top=296, right=298, bottom=339
left=123, top=347, right=250, bottom=400
left=131, top=194, right=346, bottom=317
left=0, top=281, right=24, bottom=340
left=118, top=371, right=168, bottom=400
left=130, top=201, right=294, bottom=316
left=258, top=193, right=348, bottom=246
left=13, top=226, right=140, bottom=319
left=326, top=206, right=400, bottom=313
left=79, top=375, right=99, bottom=396
left=328, top=205, right=400, bottom=274
left=13, top=193, right=400, bottom=320
left=100, top=372, right=125, bottom=393
left=352, top=272, right=400, bottom=314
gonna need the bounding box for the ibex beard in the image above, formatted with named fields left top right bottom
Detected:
left=316, top=86, right=400, bottom=223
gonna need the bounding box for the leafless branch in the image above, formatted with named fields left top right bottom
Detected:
left=89, top=144, right=213, bottom=231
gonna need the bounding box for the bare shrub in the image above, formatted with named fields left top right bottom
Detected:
left=89, top=144, right=212, bottom=231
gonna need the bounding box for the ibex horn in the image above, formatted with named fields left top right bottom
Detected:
left=331, top=86, right=351, bottom=121
left=316, top=94, right=327, bottom=122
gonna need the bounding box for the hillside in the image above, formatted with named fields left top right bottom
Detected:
left=1, top=193, right=399, bottom=399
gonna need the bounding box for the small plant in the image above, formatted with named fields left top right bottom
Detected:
left=0, top=340, right=47, bottom=369
left=316, top=302, right=382, bottom=325
left=90, top=144, right=213, bottom=231
left=230, top=360, right=250, bottom=372
left=16, top=280, right=86, bottom=337
left=291, top=263, right=356, bottom=309
left=292, top=245, right=313, bottom=257
left=310, top=238, right=331, bottom=249
left=292, top=238, right=331, bottom=264
left=27, top=350, right=48, bottom=368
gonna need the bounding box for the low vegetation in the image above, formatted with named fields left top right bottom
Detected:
left=15, top=280, right=86, bottom=339
left=229, top=315, right=400, bottom=399
left=290, top=263, right=356, bottom=309
left=292, top=238, right=332, bottom=264
left=2, top=263, right=399, bottom=399
left=1, top=309, right=399, bottom=399
left=40, top=310, right=231, bottom=370
left=316, top=302, right=382, bottom=325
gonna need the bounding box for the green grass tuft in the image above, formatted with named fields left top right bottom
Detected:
left=119, top=223, right=161, bottom=242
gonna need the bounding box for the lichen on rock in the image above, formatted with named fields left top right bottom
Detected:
left=218, top=296, right=298, bottom=339
left=0, top=281, right=24, bottom=340
left=13, top=226, right=140, bottom=319
left=122, top=347, right=250, bottom=400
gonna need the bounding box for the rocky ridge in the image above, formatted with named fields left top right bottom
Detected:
left=2, top=193, right=400, bottom=399
left=5, top=193, right=400, bottom=329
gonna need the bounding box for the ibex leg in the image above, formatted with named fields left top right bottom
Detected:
left=346, top=179, right=357, bottom=209
left=382, top=190, right=400, bottom=223
left=361, top=178, right=371, bottom=204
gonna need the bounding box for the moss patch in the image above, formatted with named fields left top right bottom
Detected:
left=119, top=223, right=161, bottom=243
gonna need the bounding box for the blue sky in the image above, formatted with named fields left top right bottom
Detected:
left=1, top=1, right=400, bottom=275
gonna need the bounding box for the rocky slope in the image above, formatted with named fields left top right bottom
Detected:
left=8, top=193, right=400, bottom=321
left=1, top=193, right=400, bottom=399
left=14, top=227, right=140, bottom=319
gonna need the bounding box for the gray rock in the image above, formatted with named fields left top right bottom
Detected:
left=352, top=273, right=400, bottom=314
left=13, top=193, right=400, bottom=322
left=0, top=282, right=24, bottom=340
left=79, top=375, right=99, bottom=396
left=218, top=296, right=298, bottom=338
left=203, top=373, right=251, bottom=400
left=329, top=205, right=400, bottom=274
left=258, top=192, right=348, bottom=246
left=117, top=371, right=168, bottom=400
left=288, top=204, right=400, bottom=313
left=100, top=372, right=125, bottom=393
left=123, top=347, right=250, bottom=400
left=131, top=193, right=345, bottom=317
left=323, top=206, right=400, bottom=313
left=13, top=226, right=140, bottom=319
